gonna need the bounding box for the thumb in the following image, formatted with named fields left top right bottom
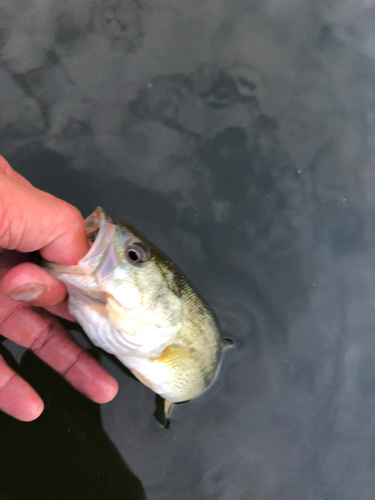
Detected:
left=0, top=158, right=89, bottom=264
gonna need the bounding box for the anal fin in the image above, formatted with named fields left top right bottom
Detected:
left=153, top=395, right=173, bottom=429
left=164, top=399, right=174, bottom=419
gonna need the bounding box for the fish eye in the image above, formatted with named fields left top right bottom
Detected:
left=126, top=243, right=149, bottom=264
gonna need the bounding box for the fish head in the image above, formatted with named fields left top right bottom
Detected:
left=43, top=207, right=182, bottom=358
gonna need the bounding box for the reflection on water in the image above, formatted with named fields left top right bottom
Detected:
left=0, top=343, right=146, bottom=500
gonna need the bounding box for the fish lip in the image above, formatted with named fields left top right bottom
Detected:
left=79, top=207, right=116, bottom=276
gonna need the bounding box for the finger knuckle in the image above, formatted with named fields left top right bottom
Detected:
left=59, top=202, right=84, bottom=233
left=0, top=204, right=12, bottom=248
left=0, top=358, right=17, bottom=394
left=30, top=317, right=56, bottom=355
left=60, top=350, right=85, bottom=377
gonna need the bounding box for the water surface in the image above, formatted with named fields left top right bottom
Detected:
left=2, top=1, right=375, bottom=499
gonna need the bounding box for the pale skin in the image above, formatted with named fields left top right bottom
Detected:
left=0, top=156, right=118, bottom=421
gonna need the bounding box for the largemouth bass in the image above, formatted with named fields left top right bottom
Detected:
left=43, top=208, right=227, bottom=420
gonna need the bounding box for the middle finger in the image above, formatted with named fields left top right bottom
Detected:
left=0, top=299, right=118, bottom=403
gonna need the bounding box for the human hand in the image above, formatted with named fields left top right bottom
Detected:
left=0, top=156, right=118, bottom=421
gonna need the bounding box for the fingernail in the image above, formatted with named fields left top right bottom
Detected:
left=9, top=284, right=47, bottom=302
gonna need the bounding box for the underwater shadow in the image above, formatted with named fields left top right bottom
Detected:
left=0, top=343, right=146, bottom=500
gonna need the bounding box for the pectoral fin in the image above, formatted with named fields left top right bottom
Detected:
left=222, top=338, right=233, bottom=349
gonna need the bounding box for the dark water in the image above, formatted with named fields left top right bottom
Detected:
left=2, top=1, right=375, bottom=499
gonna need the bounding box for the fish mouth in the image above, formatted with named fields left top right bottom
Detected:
left=43, top=207, right=118, bottom=277
left=79, top=207, right=118, bottom=276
